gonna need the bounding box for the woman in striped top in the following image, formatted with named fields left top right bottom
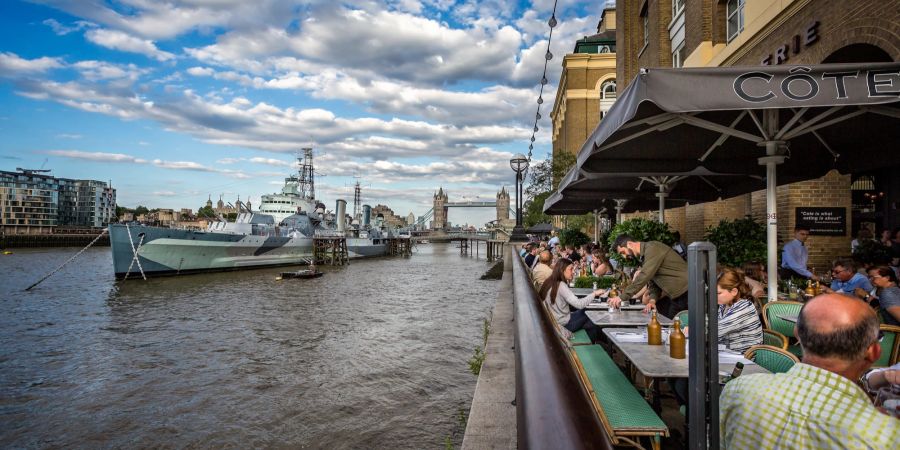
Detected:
left=716, top=268, right=763, bottom=354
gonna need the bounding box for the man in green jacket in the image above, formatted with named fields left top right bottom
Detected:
left=607, top=234, right=689, bottom=318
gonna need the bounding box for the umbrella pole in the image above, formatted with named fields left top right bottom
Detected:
left=760, top=109, right=786, bottom=304
left=614, top=199, right=627, bottom=225
left=656, top=187, right=668, bottom=223
left=593, top=209, right=599, bottom=243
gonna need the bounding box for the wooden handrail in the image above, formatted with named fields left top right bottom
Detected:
left=511, top=247, right=613, bottom=449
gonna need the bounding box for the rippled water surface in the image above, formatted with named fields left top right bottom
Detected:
left=0, top=243, right=497, bottom=449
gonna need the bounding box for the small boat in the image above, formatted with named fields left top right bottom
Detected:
left=276, top=269, right=324, bottom=280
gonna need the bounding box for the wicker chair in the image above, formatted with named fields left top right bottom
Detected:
left=675, top=310, right=689, bottom=326
left=874, top=324, right=900, bottom=368
left=744, top=345, right=800, bottom=374
left=761, top=301, right=803, bottom=357
left=762, top=329, right=789, bottom=350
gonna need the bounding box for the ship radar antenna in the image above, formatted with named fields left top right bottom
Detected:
left=298, top=147, right=316, bottom=201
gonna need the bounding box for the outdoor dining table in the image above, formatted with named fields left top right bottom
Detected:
left=586, top=310, right=673, bottom=327
left=602, top=327, right=770, bottom=410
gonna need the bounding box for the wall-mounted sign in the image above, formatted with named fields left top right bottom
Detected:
left=761, top=21, right=819, bottom=65
left=796, top=207, right=846, bottom=236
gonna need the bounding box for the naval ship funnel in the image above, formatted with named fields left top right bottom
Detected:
left=362, top=204, right=372, bottom=227
left=336, top=199, right=347, bottom=232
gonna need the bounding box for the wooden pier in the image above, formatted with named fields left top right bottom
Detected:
left=458, top=237, right=505, bottom=261
left=386, top=237, right=413, bottom=256
left=313, top=236, right=349, bottom=266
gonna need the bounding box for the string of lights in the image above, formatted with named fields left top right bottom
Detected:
left=526, top=0, right=559, bottom=169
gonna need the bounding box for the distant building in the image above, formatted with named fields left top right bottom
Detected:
left=0, top=169, right=116, bottom=235
left=371, top=204, right=407, bottom=229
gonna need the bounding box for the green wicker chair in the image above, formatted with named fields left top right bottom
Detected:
left=761, top=301, right=803, bottom=357
left=762, top=329, right=789, bottom=350
left=675, top=310, right=689, bottom=326
left=874, top=325, right=900, bottom=368
left=744, top=345, right=800, bottom=374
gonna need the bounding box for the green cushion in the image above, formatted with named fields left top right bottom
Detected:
left=762, top=331, right=785, bottom=349
left=570, top=329, right=592, bottom=345
left=787, top=343, right=803, bottom=358
left=574, top=345, right=667, bottom=432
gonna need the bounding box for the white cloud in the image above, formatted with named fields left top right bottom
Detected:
left=43, top=18, right=95, bottom=35
left=0, top=52, right=64, bottom=76
left=153, top=190, right=179, bottom=197
left=85, top=29, right=175, bottom=61
left=44, top=149, right=252, bottom=178
left=72, top=60, right=147, bottom=81
left=56, top=133, right=83, bottom=139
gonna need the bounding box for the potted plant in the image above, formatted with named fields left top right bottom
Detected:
left=704, top=217, right=767, bottom=268
left=606, top=218, right=675, bottom=267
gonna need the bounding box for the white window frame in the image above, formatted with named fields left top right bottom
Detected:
left=726, top=0, right=745, bottom=42
left=601, top=80, right=617, bottom=99
left=672, top=42, right=685, bottom=68
left=672, top=0, right=685, bottom=17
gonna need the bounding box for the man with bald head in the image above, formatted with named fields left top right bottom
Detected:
left=720, top=294, right=900, bottom=449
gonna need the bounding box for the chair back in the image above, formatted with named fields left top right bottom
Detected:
left=675, top=310, right=689, bottom=326
left=761, top=301, right=803, bottom=339
left=762, top=329, right=788, bottom=350
left=744, top=345, right=799, bottom=374
left=874, top=325, right=900, bottom=367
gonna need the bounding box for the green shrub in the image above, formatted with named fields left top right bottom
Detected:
left=607, top=218, right=675, bottom=266
left=704, top=217, right=766, bottom=268
left=573, top=275, right=617, bottom=289
left=559, top=227, right=590, bottom=248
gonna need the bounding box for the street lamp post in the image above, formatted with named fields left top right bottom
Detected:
left=509, top=153, right=529, bottom=241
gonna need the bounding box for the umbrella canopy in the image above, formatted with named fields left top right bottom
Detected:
left=526, top=222, right=558, bottom=234
left=555, top=61, right=900, bottom=303
left=544, top=166, right=768, bottom=218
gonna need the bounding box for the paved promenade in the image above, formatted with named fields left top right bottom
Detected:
left=461, top=256, right=517, bottom=449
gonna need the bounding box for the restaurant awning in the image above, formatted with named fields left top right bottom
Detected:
left=551, top=61, right=900, bottom=302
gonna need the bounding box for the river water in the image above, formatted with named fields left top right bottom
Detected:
left=0, top=243, right=498, bottom=449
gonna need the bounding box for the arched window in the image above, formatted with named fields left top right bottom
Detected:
left=601, top=80, right=617, bottom=99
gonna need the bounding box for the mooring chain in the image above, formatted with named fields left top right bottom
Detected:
left=24, top=228, right=108, bottom=291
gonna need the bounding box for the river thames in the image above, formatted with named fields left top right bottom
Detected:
left=0, top=243, right=497, bottom=449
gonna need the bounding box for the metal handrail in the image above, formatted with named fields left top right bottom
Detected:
left=511, top=247, right=612, bottom=449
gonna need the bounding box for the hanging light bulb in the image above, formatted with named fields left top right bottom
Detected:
left=536, top=112, right=541, bottom=120
left=537, top=96, right=543, bottom=104
left=548, top=15, right=557, bottom=28
left=534, top=125, right=539, bottom=132
left=541, top=75, right=548, bottom=85
left=545, top=51, right=553, bottom=61
left=528, top=144, right=533, bottom=150
left=530, top=135, right=536, bottom=142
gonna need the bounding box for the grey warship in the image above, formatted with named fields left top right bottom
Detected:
left=109, top=149, right=394, bottom=279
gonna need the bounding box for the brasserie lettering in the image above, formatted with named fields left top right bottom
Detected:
left=733, top=67, right=900, bottom=103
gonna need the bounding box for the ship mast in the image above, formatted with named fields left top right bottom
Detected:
left=353, top=179, right=362, bottom=223
left=298, top=147, right=315, bottom=200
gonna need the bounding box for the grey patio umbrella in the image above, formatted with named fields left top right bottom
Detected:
left=568, top=61, right=900, bottom=302
left=544, top=165, right=770, bottom=222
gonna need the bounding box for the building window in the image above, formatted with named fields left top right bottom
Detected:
left=672, top=42, right=686, bottom=67
left=673, top=0, right=685, bottom=17
left=601, top=80, right=617, bottom=99
left=643, top=14, right=649, bottom=47
left=726, top=0, right=745, bottom=42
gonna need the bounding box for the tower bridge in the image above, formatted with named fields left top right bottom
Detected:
left=416, top=187, right=516, bottom=230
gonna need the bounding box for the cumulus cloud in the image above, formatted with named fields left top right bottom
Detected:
left=43, top=18, right=96, bottom=35
left=44, top=149, right=253, bottom=178
left=0, top=52, right=64, bottom=76
left=85, top=29, right=175, bottom=61
left=72, top=60, right=147, bottom=81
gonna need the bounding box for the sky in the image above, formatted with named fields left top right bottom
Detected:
left=0, top=0, right=610, bottom=227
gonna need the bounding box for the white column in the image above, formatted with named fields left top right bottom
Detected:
left=759, top=109, right=785, bottom=304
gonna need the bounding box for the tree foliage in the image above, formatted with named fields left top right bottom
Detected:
left=523, top=191, right=551, bottom=227
left=134, top=205, right=149, bottom=216
left=852, top=239, right=892, bottom=266
left=524, top=152, right=576, bottom=201
left=607, top=218, right=675, bottom=266
left=704, top=217, right=767, bottom=268
left=197, top=205, right=217, bottom=218
left=560, top=228, right=590, bottom=248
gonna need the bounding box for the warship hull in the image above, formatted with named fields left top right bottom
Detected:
left=109, top=224, right=387, bottom=279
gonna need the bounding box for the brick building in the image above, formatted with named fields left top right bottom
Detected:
left=612, top=0, right=900, bottom=269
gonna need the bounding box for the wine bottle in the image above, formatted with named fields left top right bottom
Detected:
left=648, top=310, right=662, bottom=345
left=669, top=317, right=686, bottom=358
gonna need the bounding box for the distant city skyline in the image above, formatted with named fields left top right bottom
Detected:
left=0, top=1, right=601, bottom=225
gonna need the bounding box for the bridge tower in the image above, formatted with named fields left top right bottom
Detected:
left=496, top=186, right=510, bottom=222
left=432, top=187, right=449, bottom=230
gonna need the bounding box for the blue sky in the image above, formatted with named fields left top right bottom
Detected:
left=0, top=0, right=607, bottom=227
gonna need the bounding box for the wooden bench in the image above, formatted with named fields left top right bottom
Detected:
left=540, top=302, right=668, bottom=449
